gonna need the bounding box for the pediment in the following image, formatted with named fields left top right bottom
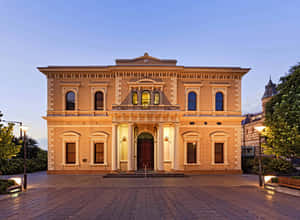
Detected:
left=115, top=53, right=177, bottom=66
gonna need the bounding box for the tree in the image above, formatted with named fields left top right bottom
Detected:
left=0, top=119, right=21, bottom=160
left=14, top=137, right=41, bottom=159
left=263, top=63, right=300, bottom=159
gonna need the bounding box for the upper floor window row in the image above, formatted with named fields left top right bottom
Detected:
left=65, top=90, right=104, bottom=111
left=132, top=90, right=160, bottom=106
left=187, top=91, right=224, bottom=111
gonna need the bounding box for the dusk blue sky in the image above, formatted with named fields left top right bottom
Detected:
left=0, top=1, right=299, bottom=149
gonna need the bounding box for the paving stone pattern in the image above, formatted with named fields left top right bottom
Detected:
left=0, top=172, right=299, bottom=220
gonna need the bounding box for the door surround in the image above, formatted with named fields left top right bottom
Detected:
left=135, top=130, right=156, bottom=171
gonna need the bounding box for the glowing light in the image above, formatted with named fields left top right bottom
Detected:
left=254, top=126, right=266, bottom=133
left=10, top=177, right=22, bottom=185
left=264, top=175, right=275, bottom=183
left=20, top=126, right=29, bottom=132
left=11, top=193, right=20, bottom=198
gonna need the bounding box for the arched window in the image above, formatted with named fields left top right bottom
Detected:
left=132, top=92, right=138, bottom=105
left=142, top=91, right=150, bottom=106
left=154, top=92, right=160, bottom=105
left=215, top=92, right=224, bottom=111
left=188, top=92, right=197, bottom=111
left=66, top=91, right=75, bottom=110
left=95, top=91, right=104, bottom=110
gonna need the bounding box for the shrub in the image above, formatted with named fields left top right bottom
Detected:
left=0, top=151, right=47, bottom=175
left=268, top=158, right=294, bottom=175
left=271, top=177, right=278, bottom=183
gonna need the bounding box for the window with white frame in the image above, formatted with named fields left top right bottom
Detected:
left=61, top=82, right=80, bottom=111
left=184, top=84, right=202, bottom=111
left=210, top=84, right=229, bottom=112
left=89, top=84, right=107, bottom=111
left=90, top=132, right=108, bottom=165
left=61, top=131, right=80, bottom=165
left=210, top=131, right=228, bottom=165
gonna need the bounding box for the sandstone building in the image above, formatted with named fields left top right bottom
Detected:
left=38, top=53, right=250, bottom=174
left=241, top=78, right=277, bottom=156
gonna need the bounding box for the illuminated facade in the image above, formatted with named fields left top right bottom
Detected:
left=38, top=53, right=250, bottom=174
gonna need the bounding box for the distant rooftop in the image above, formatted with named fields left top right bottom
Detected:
left=115, top=52, right=177, bottom=66
left=262, top=77, right=277, bottom=99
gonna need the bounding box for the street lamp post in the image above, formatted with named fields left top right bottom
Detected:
left=255, top=126, right=266, bottom=187
left=21, top=126, right=28, bottom=190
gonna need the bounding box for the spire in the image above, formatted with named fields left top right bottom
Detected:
left=262, top=77, right=277, bottom=99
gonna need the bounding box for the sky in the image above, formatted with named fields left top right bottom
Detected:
left=0, top=0, right=299, bottom=150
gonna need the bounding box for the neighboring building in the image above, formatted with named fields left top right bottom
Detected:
left=241, top=78, right=277, bottom=156
left=38, top=53, right=250, bottom=174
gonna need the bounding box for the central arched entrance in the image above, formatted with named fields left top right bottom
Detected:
left=137, top=132, right=154, bottom=170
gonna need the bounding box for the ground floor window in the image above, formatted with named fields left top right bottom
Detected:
left=187, top=142, right=197, bottom=163
left=66, top=143, right=76, bottom=164
left=215, top=143, right=224, bottom=163
left=94, top=143, right=104, bottom=164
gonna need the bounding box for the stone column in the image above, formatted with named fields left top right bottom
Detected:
left=172, top=123, right=179, bottom=170
left=127, top=123, right=133, bottom=171
left=111, top=123, right=118, bottom=171
left=157, top=123, right=164, bottom=171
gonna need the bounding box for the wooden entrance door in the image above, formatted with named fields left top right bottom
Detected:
left=137, top=136, right=154, bottom=170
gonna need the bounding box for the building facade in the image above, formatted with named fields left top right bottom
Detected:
left=38, top=53, right=250, bottom=174
left=242, top=79, right=277, bottom=156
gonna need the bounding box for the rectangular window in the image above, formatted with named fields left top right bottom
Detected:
left=66, top=143, right=76, bottom=164
left=94, top=143, right=104, bottom=164
left=215, top=143, right=224, bottom=163
left=187, top=142, right=197, bottom=163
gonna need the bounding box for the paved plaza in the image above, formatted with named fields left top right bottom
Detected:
left=0, top=172, right=299, bottom=220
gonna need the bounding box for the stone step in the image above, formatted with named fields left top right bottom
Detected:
left=103, top=173, right=186, bottom=178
